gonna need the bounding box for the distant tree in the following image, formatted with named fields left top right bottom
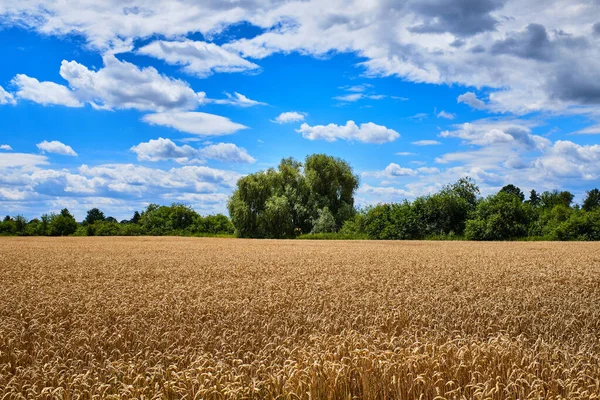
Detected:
left=3, top=215, right=11, bottom=222
left=84, top=208, right=106, bottom=225
left=14, top=215, right=28, bottom=235
left=541, top=190, right=574, bottom=209
left=465, top=191, right=533, bottom=240
left=263, top=195, right=294, bottom=238
left=582, top=189, right=600, bottom=211
left=304, top=154, right=359, bottom=227
left=364, top=202, right=423, bottom=240
left=39, top=214, right=51, bottom=236
left=130, top=211, right=141, bottom=224
left=105, top=216, right=118, bottom=223
left=413, top=177, right=480, bottom=236
left=228, top=154, right=359, bottom=238
left=527, top=189, right=541, bottom=207
left=500, top=184, right=525, bottom=202
left=50, top=209, right=78, bottom=236
left=0, top=217, right=16, bottom=235
left=311, top=207, right=337, bottom=234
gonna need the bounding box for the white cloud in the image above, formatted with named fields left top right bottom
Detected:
left=0, top=153, right=48, bottom=168
left=36, top=140, right=78, bottom=156
left=396, top=152, right=416, bottom=156
left=298, top=121, right=400, bottom=144
left=142, top=112, right=247, bottom=136
left=357, top=184, right=415, bottom=204
left=417, top=167, right=440, bottom=174
left=334, top=93, right=387, bottom=102
left=210, top=92, right=266, bottom=107
left=272, top=111, right=306, bottom=124
left=0, top=85, right=16, bottom=105
left=407, top=113, right=429, bottom=121
left=457, top=92, right=487, bottom=110
left=137, top=40, right=260, bottom=78
left=0, top=145, right=12, bottom=151
left=571, top=124, right=600, bottom=135
left=131, top=139, right=255, bottom=164
left=199, top=143, right=256, bottom=163
left=4, top=0, right=600, bottom=115
left=363, top=163, right=417, bottom=178
left=59, top=55, right=204, bottom=111
left=12, top=75, right=82, bottom=107
left=130, top=138, right=199, bottom=162
left=439, top=119, right=549, bottom=150
left=437, top=110, right=456, bottom=120
left=412, top=140, right=441, bottom=146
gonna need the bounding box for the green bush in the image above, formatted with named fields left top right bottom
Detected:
left=465, top=192, right=533, bottom=240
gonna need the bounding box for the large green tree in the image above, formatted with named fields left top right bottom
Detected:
left=228, top=154, right=359, bottom=238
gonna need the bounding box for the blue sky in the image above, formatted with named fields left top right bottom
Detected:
left=1, top=0, right=600, bottom=220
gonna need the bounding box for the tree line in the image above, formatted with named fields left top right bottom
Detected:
left=2, top=154, right=600, bottom=240
left=0, top=204, right=234, bottom=237
left=228, top=154, right=600, bottom=240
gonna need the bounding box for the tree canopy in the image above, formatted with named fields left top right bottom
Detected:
left=228, top=154, right=359, bottom=238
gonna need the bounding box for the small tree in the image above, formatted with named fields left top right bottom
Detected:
left=465, top=192, right=533, bottom=240
left=49, top=209, right=78, bottom=236
left=311, top=207, right=337, bottom=234
left=500, top=184, right=525, bottom=202
left=84, top=208, right=105, bottom=225
left=130, top=211, right=141, bottom=224
left=582, top=189, right=600, bottom=211
left=527, top=189, right=541, bottom=207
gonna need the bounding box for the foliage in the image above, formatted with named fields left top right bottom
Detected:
left=465, top=191, right=533, bottom=240
left=84, top=208, right=106, bottom=225
left=48, top=209, right=78, bottom=236
left=311, top=207, right=337, bottom=234
left=582, top=188, right=600, bottom=211
left=500, top=184, right=525, bottom=202
left=228, top=154, right=359, bottom=238
left=364, top=202, right=423, bottom=240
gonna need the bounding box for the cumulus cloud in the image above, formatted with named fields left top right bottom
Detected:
left=491, top=24, right=556, bottom=61
left=457, top=92, right=487, bottom=110
left=363, top=163, right=418, bottom=178
left=130, top=138, right=255, bottom=164
left=408, top=0, right=506, bottom=37
left=36, top=140, right=78, bottom=156
left=297, top=121, right=400, bottom=144
left=137, top=40, right=260, bottom=78
left=199, top=143, right=256, bottom=163
left=358, top=183, right=414, bottom=200
left=142, top=112, right=247, bottom=136
left=412, top=140, right=441, bottom=146
left=0, top=85, right=16, bottom=105
left=12, top=75, right=82, bottom=107
left=0, top=153, right=48, bottom=168
left=439, top=119, right=549, bottom=149
left=130, top=138, right=199, bottom=162
left=272, top=111, right=306, bottom=124
left=0, top=144, right=12, bottom=151
left=59, top=55, right=204, bottom=111
left=3, top=0, right=600, bottom=115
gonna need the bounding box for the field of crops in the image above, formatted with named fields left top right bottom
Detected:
left=1, top=238, right=599, bottom=399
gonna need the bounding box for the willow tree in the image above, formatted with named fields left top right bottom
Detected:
left=228, top=154, right=359, bottom=238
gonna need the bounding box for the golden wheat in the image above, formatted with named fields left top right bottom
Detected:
left=1, top=237, right=599, bottom=399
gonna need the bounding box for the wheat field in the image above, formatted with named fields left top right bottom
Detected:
left=0, top=237, right=599, bottom=399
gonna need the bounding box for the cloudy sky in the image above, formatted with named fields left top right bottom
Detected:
left=1, top=0, right=600, bottom=220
